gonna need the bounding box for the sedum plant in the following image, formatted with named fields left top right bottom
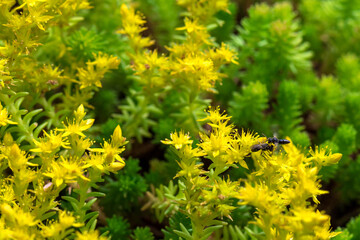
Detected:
left=0, top=105, right=127, bottom=239
left=1, top=0, right=359, bottom=239
left=114, top=0, right=238, bottom=142
left=155, top=107, right=342, bottom=240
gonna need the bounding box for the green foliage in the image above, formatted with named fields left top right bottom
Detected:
left=91, top=89, right=119, bottom=123
left=62, top=187, right=105, bottom=232
left=313, top=76, right=344, bottom=124
left=344, top=92, right=360, bottom=143
left=337, top=156, right=360, bottom=201
left=300, top=0, right=360, bottom=72
left=332, top=124, right=357, bottom=160
left=0, top=90, right=46, bottom=149
left=101, top=216, right=131, bottom=240
left=144, top=149, right=180, bottom=187
left=233, top=2, right=312, bottom=89
left=336, top=53, right=360, bottom=91
left=67, top=28, right=107, bottom=61
left=137, top=0, right=180, bottom=47
left=210, top=2, right=237, bottom=43
left=162, top=211, right=192, bottom=240
left=219, top=224, right=265, bottom=240
left=162, top=90, right=210, bottom=138
left=330, top=228, right=352, bottom=240
left=275, top=80, right=309, bottom=146
left=148, top=180, right=183, bottom=223
left=2, top=0, right=360, bottom=238
left=222, top=204, right=254, bottom=228
left=100, top=158, right=148, bottom=216
left=114, top=91, right=161, bottom=143
left=229, top=81, right=268, bottom=132
left=131, top=227, right=155, bottom=240
left=345, top=214, right=360, bottom=240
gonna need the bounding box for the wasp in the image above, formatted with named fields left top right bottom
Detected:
left=251, top=143, right=274, bottom=152
left=267, top=137, right=290, bottom=145
left=250, top=136, right=290, bottom=154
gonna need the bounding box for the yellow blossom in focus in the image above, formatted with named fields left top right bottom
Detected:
left=31, top=130, right=69, bottom=154
left=161, top=131, right=193, bottom=149
left=198, top=107, right=231, bottom=123
left=43, top=156, right=89, bottom=187
left=58, top=105, right=94, bottom=137
left=89, top=125, right=127, bottom=172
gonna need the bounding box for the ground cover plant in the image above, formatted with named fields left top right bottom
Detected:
left=0, top=0, right=359, bottom=239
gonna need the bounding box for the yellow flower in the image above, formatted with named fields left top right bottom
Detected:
left=287, top=206, right=330, bottom=235
left=31, top=130, right=69, bottom=154
left=26, top=7, right=54, bottom=31
left=89, top=52, right=120, bottom=70
left=208, top=43, right=239, bottom=66
left=1, top=134, right=37, bottom=171
left=58, top=105, right=94, bottom=137
left=0, top=103, right=17, bottom=126
left=177, top=0, right=230, bottom=23
left=41, top=211, right=83, bottom=238
left=308, top=146, right=342, bottom=166
left=0, top=181, right=15, bottom=204
left=198, top=106, right=231, bottom=124
left=118, top=4, right=154, bottom=51
left=172, top=54, right=218, bottom=91
left=75, top=230, right=107, bottom=240
left=176, top=18, right=206, bottom=33
left=60, top=0, right=91, bottom=11
left=0, top=59, right=12, bottom=86
left=0, top=203, right=39, bottom=227
left=89, top=125, right=127, bottom=172
left=77, top=53, right=120, bottom=89
left=43, top=156, right=89, bottom=187
left=161, top=131, right=193, bottom=149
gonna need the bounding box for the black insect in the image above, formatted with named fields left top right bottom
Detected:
left=250, top=136, right=290, bottom=155
left=267, top=137, right=290, bottom=145
left=251, top=143, right=274, bottom=152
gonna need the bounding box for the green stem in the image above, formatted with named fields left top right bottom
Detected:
left=77, top=179, right=92, bottom=232
left=0, top=93, right=37, bottom=147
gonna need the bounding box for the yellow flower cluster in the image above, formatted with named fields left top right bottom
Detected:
left=118, top=2, right=237, bottom=93
left=162, top=107, right=342, bottom=240
left=161, top=107, right=259, bottom=239
left=238, top=141, right=342, bottom=239
left=177, top=0, right=230, bottom=23
left=0, top=0, right=90, bottom=83
left=0, top=0, right=119, bottom=112
left=0, top=105, right=127, bottom=239
left=117, top=3, right=154, bottom=52
left=77, top=52, right=120, bottom=89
